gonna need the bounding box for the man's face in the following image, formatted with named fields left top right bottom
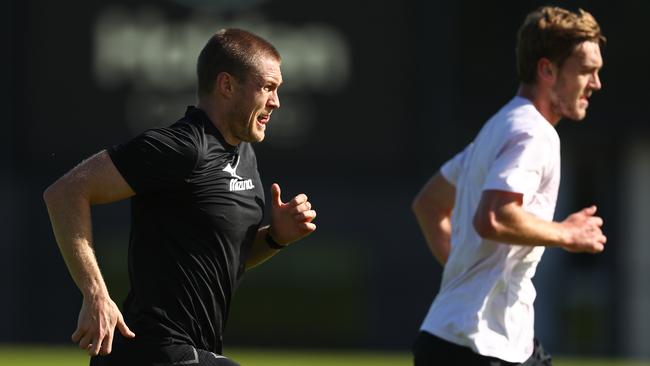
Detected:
left=228, top=56, right=282, bottom=143
left=550, top=41, right=603, bottom=121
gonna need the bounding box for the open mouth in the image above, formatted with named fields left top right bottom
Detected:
left=257, top=113, right=271, bottom=124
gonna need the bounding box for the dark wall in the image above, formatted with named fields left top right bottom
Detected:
left=5, top=0, right=649, bottom=357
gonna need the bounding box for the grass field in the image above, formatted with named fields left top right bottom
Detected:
left=1, top=346, right=649, bottom=366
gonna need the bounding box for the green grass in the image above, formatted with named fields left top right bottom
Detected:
left=0, top=345, right=649, bottom=366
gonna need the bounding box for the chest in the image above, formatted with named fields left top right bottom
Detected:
left=187, top=150, right=265, bottom=228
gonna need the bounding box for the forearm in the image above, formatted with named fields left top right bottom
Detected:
left=474, top=190, right=606, bottom=252
left=245, top=225, right=281, bottom=270
left=44, top=183, right=109, bottom=299
left=45, top=151, right=139, bottom=354
left=413, top=207, right=451, bottom=265
left=474, top=201, right=566, bottom=247
left=245, top=183, right=317, bottom=270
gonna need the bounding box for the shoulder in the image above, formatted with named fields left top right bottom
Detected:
left=115, top=116, right=205, bottom=171
left=159, top=113, right=212, bottom=153
left=168, top=115, right=205, bottom=141
left=106, top=116, right=205, bottom=192
left=498, top=100, right=559, bottom=147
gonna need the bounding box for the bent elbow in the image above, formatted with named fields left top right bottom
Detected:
left=43, top=182, right=61, bottom=206
left=43, top=177, right=78, bottom=207
left=412, top=193, right=431, bottom=218
left=473, top=212, right=499, bottom=240
left=411, top=195, right=423, bottom=215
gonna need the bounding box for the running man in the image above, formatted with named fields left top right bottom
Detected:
left=412, top=7, right=606, bottom=365
left=44, top=28, right=317, bottom=366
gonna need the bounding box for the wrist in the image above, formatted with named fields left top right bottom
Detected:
left=82, top=282, right=109, bottom=301
left=265, top=229, right=288, bottom=250
left=556, top=223, right=573, bottom=249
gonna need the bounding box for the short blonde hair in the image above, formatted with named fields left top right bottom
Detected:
left=516, top=6, right=606, bottom=84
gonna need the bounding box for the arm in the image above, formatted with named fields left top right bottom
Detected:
left=246, top=225, right=276, bottom=269
left=473, top=190, right=606, bottom=253
left=246, top=183, right=317, bottom=269
left=43, top=150, right=136, bottom=356
left=412, top=172, right=455, bottom=265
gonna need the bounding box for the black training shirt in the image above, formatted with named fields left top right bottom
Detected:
left=108, top=106, right=264, bottom=353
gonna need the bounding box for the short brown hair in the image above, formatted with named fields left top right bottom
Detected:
left=516, top=6, right=606, bottom=84
left=197, top=28, right=281, bottom=98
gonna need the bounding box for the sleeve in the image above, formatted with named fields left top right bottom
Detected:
left=107, top=126, right=199, bottom=194
left=482, top=130, right=550, bottom=196
left=440, top=143, right=473, bottom=185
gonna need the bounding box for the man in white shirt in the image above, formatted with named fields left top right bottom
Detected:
left=411, top=6, right=607, bottom=365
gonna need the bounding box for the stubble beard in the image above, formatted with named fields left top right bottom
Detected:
left=230, top=119, right=254, bottom=143
left=550, top=85, right=587, bottom=122
left=227, top=103, right=257, bottom=143
left=562, top=97, right=587, bottom=121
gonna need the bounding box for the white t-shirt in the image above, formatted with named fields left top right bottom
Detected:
left=420, top=96, right=561, bottom=363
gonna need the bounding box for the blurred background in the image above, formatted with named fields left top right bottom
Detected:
left=2, top=0, right=649, bottom=362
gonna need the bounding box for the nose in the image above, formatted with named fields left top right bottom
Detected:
left=268, top=90, right=280, bottom=109
left=590, top=71, right=602, bottom=91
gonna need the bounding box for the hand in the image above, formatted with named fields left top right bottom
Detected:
left=269, top=183, right=317, bottom=245
left=560, top=205, right=607, bottom=253
left=71, top=293, right=135, bottom=356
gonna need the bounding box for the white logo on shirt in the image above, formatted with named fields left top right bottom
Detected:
left=223, top=155, right=255, bottom=192
left=223, top=162, right=243, bottom=180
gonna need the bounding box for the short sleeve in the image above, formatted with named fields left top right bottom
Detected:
left=482, top=130, right=550, bottom=196
left=440, top=143, right=472, bottom=185
left=108, top=126, right=199, bottom=194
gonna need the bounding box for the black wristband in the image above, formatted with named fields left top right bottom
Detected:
left=265, top=230, right=287, bottom=250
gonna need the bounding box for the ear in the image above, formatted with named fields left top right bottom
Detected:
left=215, top=72, right=236, bottom=99
left=536, top=58, right=557, bottom=85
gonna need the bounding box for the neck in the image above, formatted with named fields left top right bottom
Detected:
left=516, top=83, right=561, bottom=126
left=197, top=96, right=241, bottom=146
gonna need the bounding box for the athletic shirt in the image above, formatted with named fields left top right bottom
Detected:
left=108, top=106, right=264, bottom=354
left=420, top=96, right=561, bottom=363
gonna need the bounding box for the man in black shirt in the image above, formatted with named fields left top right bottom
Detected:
left=44, top=29, right=317, bottom=366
